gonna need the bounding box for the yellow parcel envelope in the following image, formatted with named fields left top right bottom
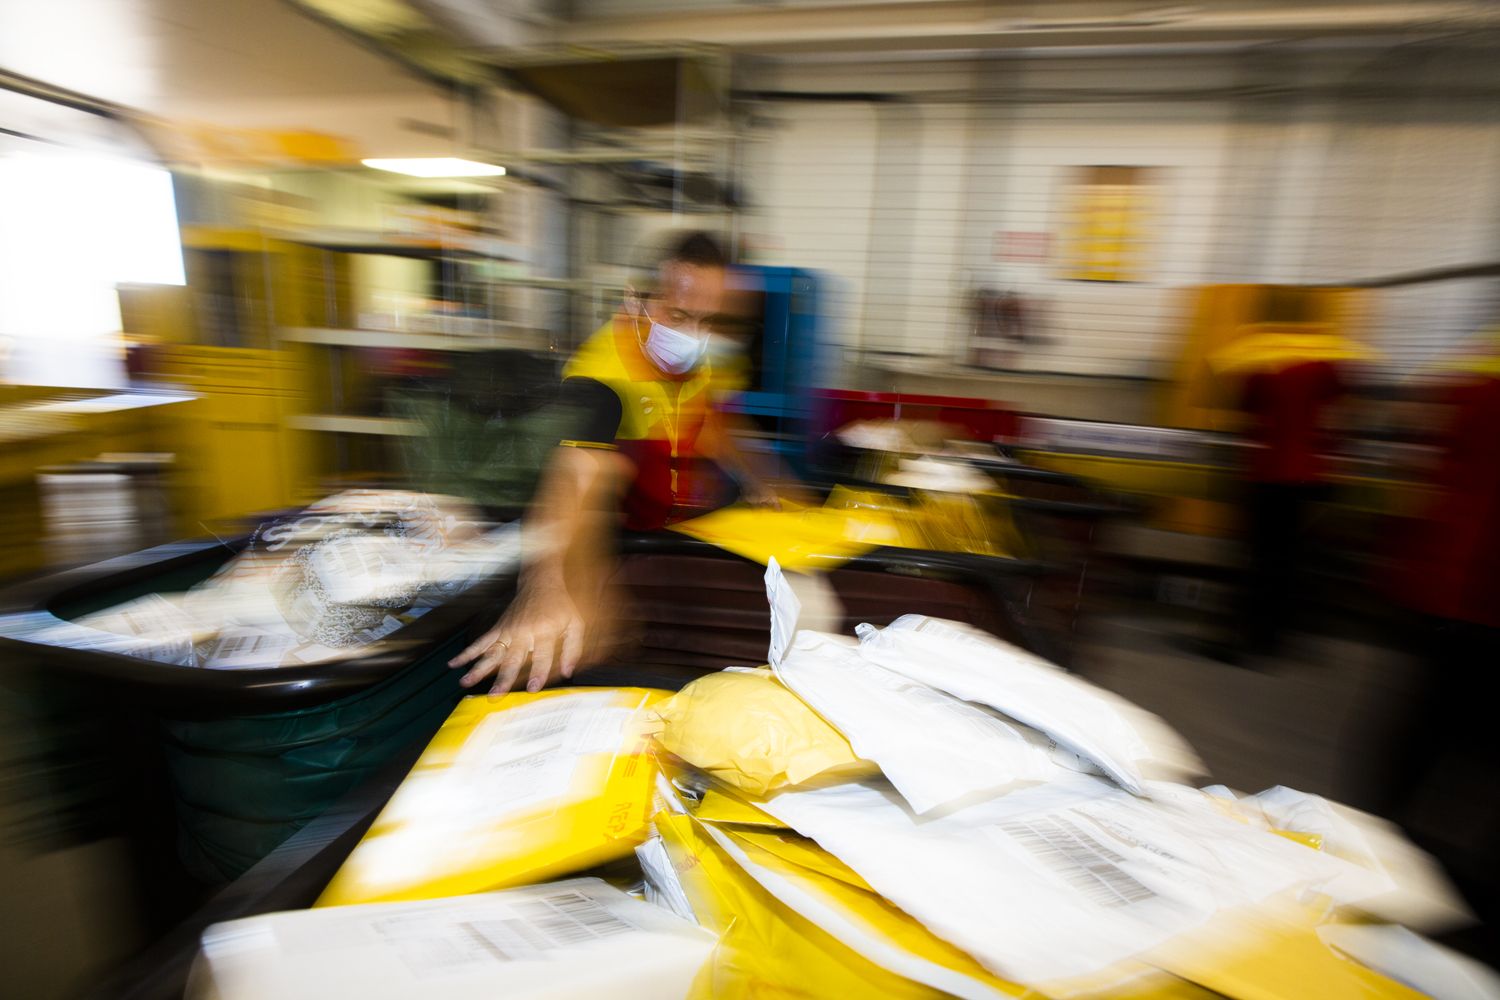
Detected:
left=318, top=687, right=666, bottom=907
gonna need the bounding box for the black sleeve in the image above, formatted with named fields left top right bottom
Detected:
left=556, top=376, right=624, bottom=447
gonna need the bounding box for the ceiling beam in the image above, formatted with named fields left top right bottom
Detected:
left=548, top=1, right=1500, bottom=55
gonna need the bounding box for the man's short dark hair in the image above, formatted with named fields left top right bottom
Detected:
left=663, top=230, right=727, bottom=270
left=627, top=229, right=728, bottom=292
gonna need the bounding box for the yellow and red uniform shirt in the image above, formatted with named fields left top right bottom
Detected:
left=559, top=317, right=728, bottom=530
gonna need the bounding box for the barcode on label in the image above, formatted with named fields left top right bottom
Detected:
left=205, top=629, right=295, bottom=668
left=457, top=918, right=551, bottom=960
left=218, top=633, right=266, bottom=658
left=460, top=891, right=635, bottom=960
left=1001, top=815, right=1157, bottom=908
left=564, top=707, right=632, bottom=755
left=495, top=702, right=574, bottom=748
left=355, top=616, right=403, bottom=644
left=330, top=542, right=370, bottom=576
left=527, top=889, right=637, bottom=942
left=483, top=746, right=556, bottom=796
left=454, top=694, right=626, bottom=819
left=372, top=890, right=637, bottom=978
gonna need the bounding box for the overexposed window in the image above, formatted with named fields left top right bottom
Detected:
left=0, top=146, right=185, bottom=388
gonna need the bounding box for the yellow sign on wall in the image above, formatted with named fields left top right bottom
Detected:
left=143, top=118, right=360, bottom=167
left=1057, top=165, right=1154, bottom=283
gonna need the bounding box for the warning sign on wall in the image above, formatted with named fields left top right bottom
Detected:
left=993, top=230, right=1051, bottom=263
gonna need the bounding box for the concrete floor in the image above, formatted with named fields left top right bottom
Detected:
left=1071, top=612, right=1406, bottom=799
left=0, top=699, right=146, bottom=1000
left=1072, top=605, right=1500, bottom=965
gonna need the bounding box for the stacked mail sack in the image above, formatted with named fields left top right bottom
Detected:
left=18, top=490, right=521, bottom=669
left=191, top=563, right=1492, bottom=1000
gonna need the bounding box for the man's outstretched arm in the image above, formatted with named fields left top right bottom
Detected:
left=449, top=442, right=631, bottom=696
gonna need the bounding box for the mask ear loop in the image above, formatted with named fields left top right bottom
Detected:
left=624, top=286, right=652, bottom=349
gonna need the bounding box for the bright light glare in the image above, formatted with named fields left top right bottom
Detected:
left=361, top=157, right=507, bottom=178
left=0, top=151, right=185, bottom=387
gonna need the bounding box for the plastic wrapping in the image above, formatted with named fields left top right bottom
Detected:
left=49, top=491, right=520, bottom=668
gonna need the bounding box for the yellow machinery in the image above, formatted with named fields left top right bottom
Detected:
left=0, top=384, right=193, bottom=576
left=145, top=345, right=312, bottom=530
left=118, top=225, right=337, bottom=537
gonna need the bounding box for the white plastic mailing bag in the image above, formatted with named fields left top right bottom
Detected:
left=776, top=631, right=1082, bottom=814
left=190, top=878, right=715, bottom=1000
left=696, top=821, right=1021, bottom=1000
left=1317, top=923, right=1500, bottom=1000
left=760, top=775, right=1352, bottom=988
left=855, top=615, right=1201, bottom=795
left=637, top=836, right=699, bottom=925
left=1240, top=785, right=1469, bottom=930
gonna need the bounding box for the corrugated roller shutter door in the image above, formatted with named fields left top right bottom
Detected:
left=741, top=101, right=880, bottom=363
left=739, top=49, right=1500, bottom=379
left=742, top=60, right=1242, bottom=378
left=1302, top=114, right=1500, bottom=371
left=992, top=101, right=1235, bottom=377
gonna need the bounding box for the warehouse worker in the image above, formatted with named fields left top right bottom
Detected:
left=1203, top=288, right=1363, bottom=662
left=1241, top=294, right=1363, bottom=658
left=1355, top=338, right=1500, bottom=918
left=450, top=231, right=781, bottom=696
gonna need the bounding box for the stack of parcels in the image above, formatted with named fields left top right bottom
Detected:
left=193, top=686, right=719, bottom=1000
left=191, top=566, right=1496, bottom=1000
left=636, top=563, right=1490, bottom=999
left=0, top=490, right=521, bottom=669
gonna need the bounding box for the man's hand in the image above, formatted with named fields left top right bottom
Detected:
left=738, top=477, right=783, bottom=510
left=448, top=578, right=585, bottom=697
left=449, top=443, right=628, bottom=698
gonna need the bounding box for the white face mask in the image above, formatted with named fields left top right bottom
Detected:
left=628, top=289, right=711, bottom=374
left=644, top=320, right=709, bottom=374
left=629, top=297, right=709, bottom=374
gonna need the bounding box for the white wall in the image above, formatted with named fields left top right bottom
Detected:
left=738, top=49, right=1500, bottom=382
left=994, top=100, right=1234, bottom=376
left=1296, top=115, right=1500, bottom=370
left=740, top=100, right=881, bottom=362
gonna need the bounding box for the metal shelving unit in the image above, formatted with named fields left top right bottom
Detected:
left=277, top=227, right=531, bottom=264
left=275, top=224, right=542, bottom=471
left=283, top=414, right=423, bottom=438
left=279, top=326, right=541, bottom=352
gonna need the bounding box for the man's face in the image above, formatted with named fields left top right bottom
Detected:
left=644, top=260, right=727, bottom=334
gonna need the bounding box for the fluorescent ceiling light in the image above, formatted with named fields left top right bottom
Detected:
left=362, top=157, right=506, bottom=178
